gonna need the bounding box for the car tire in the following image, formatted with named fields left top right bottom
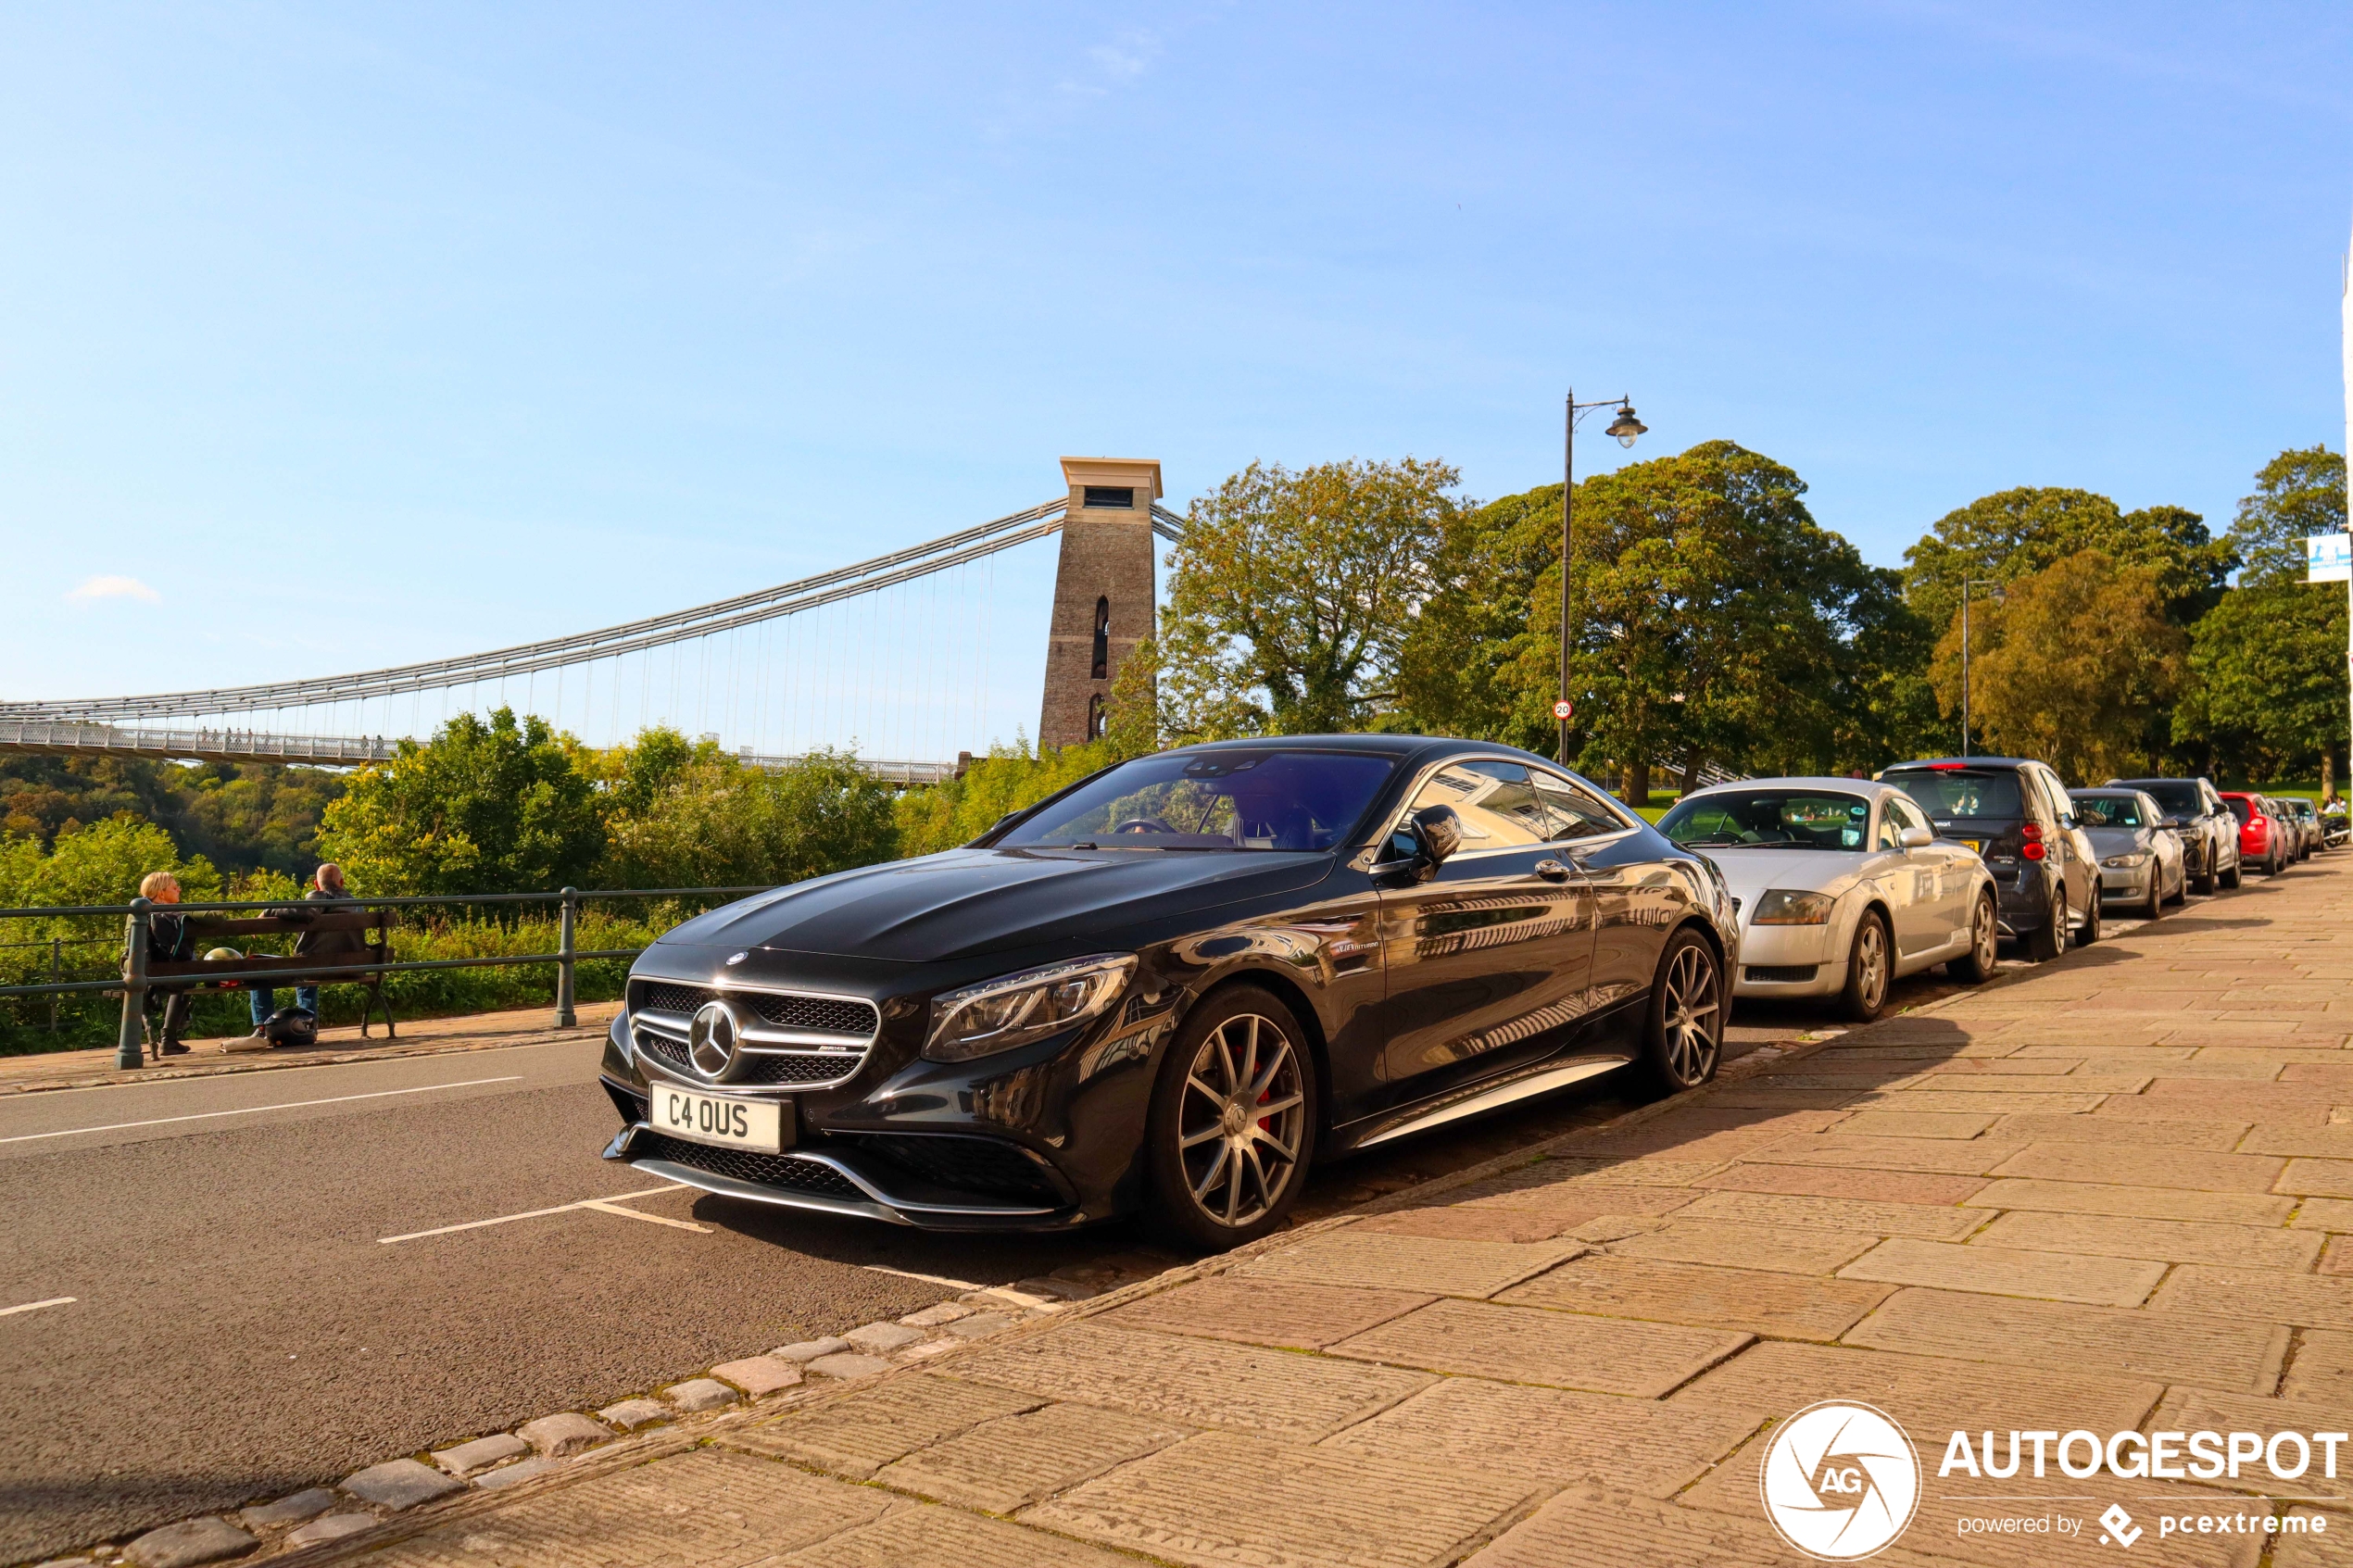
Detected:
left=2192, top=849, right=2216, bottom=896
left=2026, top=885, right=2066, bottom=962
left=1840, top=909, right=1893, bottom=1022
left=2075, top=884, right=2101, bottom=945
left=1947, top=892, right=1998, bottom=984
left=1640, top=927, right=1723, bottom=1094
left=2138, top=872, right=2163, bottom=922
left=1143, top=985, right=1316, bottom=1253
left=2221, top=859, right=2242, bottom=890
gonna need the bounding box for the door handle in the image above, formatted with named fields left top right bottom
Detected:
left=1534, top=859, right=1571, bottom=882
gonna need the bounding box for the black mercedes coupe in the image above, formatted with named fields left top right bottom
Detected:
left=599, top=735, right=1739, bottom=1248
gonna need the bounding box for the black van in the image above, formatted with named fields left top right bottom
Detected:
left=1879, top=758, right=2100, bottom=961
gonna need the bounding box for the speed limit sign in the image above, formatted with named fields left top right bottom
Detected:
left=1552, top=698, right=1574, bottom=721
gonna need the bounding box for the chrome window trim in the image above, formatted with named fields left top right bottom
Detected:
left=1381, top=752, right=1641, bottom=865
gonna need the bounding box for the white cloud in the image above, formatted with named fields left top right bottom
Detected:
left=67, top=575, right=161, bottom=604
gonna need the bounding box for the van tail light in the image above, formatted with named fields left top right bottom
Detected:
left=2020, top=822, right=2043, bottom=842
left=2022, top=841, right=2046, bottom=860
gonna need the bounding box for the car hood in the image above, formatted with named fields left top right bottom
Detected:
left=655, top=847, right=1337, bottom=963
left=2083, top=826, right=2152, bottom=854
left=1698, top=848, right=1873, bottom=911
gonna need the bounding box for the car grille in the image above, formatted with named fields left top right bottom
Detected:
left=1744, top=964, right=1819, bottom=984
left=634, top=1029, right=862, bottom=1086
left=857, top=1134, right=1064, bottom=1203
left=635, top=982, right=876, bottom=1038
left=635, top=1133, right=865, bottom=1199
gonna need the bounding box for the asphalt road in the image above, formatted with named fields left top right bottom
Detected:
left=0, top=933, right=2047, bottom=1563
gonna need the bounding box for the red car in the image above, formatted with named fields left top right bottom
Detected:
left=2220, top=792, right=2293, bottom=876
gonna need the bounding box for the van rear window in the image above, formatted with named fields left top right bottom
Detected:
left=1888, top=771, right=2023, bottom=819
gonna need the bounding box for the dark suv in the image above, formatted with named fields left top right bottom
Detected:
left=2106, top=776, right=2240, bottom=893
left=1880, top=758, right=2099, bottom=960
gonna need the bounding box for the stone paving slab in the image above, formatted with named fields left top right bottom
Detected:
left=717, top=1374, right=1043, bottom=1478
left=1606, top=1216, right=1879, bottom=1274
left=1098, top=1276, right=1435, bottom=1349
left=359, top=1449, right=897, bottom=1566
left=1829, top=1109, right=2004, bottom=1138
left=2284, top=1329, right=2353, bottom=1402
left=1844, top=1286, right=2290, bottom=1392
left=1323, top=1377, right=1762, bottom=1498
left=1534, top=1156, right=1730, bottom=1185
left=1460, top=1483, right=1881, bottom=1568
left=1351, top=1204, right=1580, bottom=1241
left=1235, top=1228, right=1586, bottom=1297
left=2150, top=1387, right=2353, bottom=1501
left=1741, top=1133, right=2033, bottom=1173
left=1985, top=1141, right=2288, bottom=1192
left=1327, top=1297, right=1751, bottom=1397
left=1838, top=1236, right=2167, bottom=1306
left=2282, top=1160, right=2353, bottom=1198
left=2151, top=1265, right=2353, bottom=1328
left=2249, top=1128, right=2353, bottom=1160
left=1023, top=1429, right=1542, bottom=1568
left=1845, top=1088, right=2113, bottom=1114
left=1497, top=1252, right=1894, bottom=1340
left=1971, top=1210, right=2326, bottom=1269
left=1670, top=1338, right=2164, bottom=1434
left=874, top=1401, right=1190, bottom=1514
left=1962, top=1176, right=2297, bottom=1224
left=1689, top=1161, right=1991, bottom=1205
left=1452, top=1173, right=1704, bottom=1221
left=1672, top=1188, right=1986, bottom=1238
left=1985, top=1111, right=2253, bottom=1150
left=784, top=1505, right=1142, bottom=1568
left=954, top=1321, right=1437, bottom=1439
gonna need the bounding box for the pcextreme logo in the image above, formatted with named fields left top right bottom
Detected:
left=1760, top=1401, right=1923, bottom=1561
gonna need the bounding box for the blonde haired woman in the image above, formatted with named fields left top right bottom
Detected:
left=135, top=871, right=197, bottom=1055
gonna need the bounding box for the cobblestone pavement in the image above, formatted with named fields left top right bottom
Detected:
left=41, top=860, right=2344, bottom=1568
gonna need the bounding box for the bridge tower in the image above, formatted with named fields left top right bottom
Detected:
left=1039, top=457, right=1160, bottom=750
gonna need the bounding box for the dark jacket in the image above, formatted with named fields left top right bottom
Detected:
left=143, top=911, right=195, bottom=966
left=290, top=886, right=371, bottom=962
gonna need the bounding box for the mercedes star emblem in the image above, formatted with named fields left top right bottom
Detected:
left=688, top=999, right=746, bottom=1079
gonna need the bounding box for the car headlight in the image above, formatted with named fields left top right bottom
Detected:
left=923, top=954, right=1138, bottom=1063
left=2101, top=853, right=2149, bottom=869
left=1750, top=889, right=1835, bottom=925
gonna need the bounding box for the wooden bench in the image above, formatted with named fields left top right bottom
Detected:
left=145, top=909, right=398, bottom=1050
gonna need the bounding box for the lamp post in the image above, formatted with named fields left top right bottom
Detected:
left=1959, top=578, right=2001, bottom=759
left=1559, top=391, right=1647, bottom=767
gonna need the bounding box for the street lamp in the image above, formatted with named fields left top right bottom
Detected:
left=1959, top=577, right=2002, bottom=759
left=1559, top=391, right=1646, bottom=767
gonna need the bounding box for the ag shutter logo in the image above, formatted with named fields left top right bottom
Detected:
left=1760, top=1401, right=1922, bottom=1561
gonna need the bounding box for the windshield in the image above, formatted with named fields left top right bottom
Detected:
left=2070, top=794, right=2145, bottom=829
left=997, top=749, right=1397, bottom=852
left=2130, top=781, right=2203, bottom=817
left=1886, top=769, right=2024, bottom=820
left=1657, top=790, right=1874, bottom=850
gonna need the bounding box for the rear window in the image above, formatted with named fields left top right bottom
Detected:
left=1886, top=770, right=2024, bottom=820
left=2131, top=781, right=2203, bottom=817
left=2070, top=794, right=2145, bottom=829
left=2225, top=797, right=2253, bottom=823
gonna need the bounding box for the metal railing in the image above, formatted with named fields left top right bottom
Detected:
left=0, top=884, right=772, bottom=1071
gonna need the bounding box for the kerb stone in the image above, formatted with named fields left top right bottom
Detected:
left=342, top=1458, right=463, bottom=1511
left=125, top=1518, right=257, bottom=1568
left=518, top=1411, right=613, bottom=1456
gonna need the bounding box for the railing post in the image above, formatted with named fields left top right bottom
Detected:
left=118, top=897, right=151, bottom=1070
left=554, top=887, right=578, bottom=1029
left=49, top=936, right=62, bottom=1032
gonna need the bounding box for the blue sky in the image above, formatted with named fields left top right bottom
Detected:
left=6, top=3, right=2351, bottom=750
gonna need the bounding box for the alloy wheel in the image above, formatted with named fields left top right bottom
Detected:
left=1659, top=944, right=1721, bottom=1085
left=1855, top=920, right=1889, bottom=1012
left=1971, top=896, right=1996, bottom=969
left=1176, top=1012, right=1307, bottom=1229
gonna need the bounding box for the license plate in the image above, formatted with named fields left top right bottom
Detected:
left=1957, top=839, right=1985, bottom=855
left=650, top=1086, right=787, bottom=1152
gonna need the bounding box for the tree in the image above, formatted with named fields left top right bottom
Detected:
left=317, top=709, right=605, bottom=895
left=1904, top=486, right=2232, bottom=632
left=1399, top=442, right=1906, bottom=797
left=2174, top=583, right=2348, bottom=787
left=1930, top=550, right=2184, bottom=783
left=1156, top=458, right=1462, bottom=738
left=892, top=734, right=1133, bottom=858
left=597, top=738, right=898, bottom=888
left=2227, top=445, right=2346, bottom=586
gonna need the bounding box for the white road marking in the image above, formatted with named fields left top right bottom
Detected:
left=578, top=1199, right=711, bottom=1234
left=862, top=1264, right=984, bottom=1290
left=0, top=1076, right=527, bottom=1145
left=0, top=1297, right=77, bottom=1317
left=379, top=1184, right=694, bottom=1244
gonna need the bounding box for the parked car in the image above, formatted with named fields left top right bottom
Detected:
left=598, top=736, right=1740, bottom=1248
left=2107, top=776, right=2241, bottom=893
left=2221, top=792, right=2292, bottom=876
left=1880, top=758, right=2099, bottom=961
left=2068, top=787, right=2186, bottom=920
left=2284, top=797, right=2323, bottom=858
left=1655, top=778, right=1997, bottom=1021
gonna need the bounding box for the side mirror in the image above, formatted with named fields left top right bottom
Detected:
left=1898, top=825, right=1934, bottom=848
left=1410, top=804, right=1463, bottom=867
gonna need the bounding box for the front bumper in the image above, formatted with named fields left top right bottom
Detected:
left=1731, top=922, right=1846, bottom=998
left=2097, top=862, right=2156, bottom=900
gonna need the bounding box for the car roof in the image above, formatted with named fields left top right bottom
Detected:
left=2069, top=786, right=2147, bottom=797
left=1884, top=757, right=2034, bottom=770
left=1680, top=775, right=1906, bottom=799
left=1164, top=734, right=1565, bottom=769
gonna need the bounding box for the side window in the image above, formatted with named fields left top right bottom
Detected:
left=2026, top=769, right=2059, bottom=823
left=1881, top=795, right=1926, bottom=846
left=1407, top=760, right=1549, bottom=848
left=1529, top=768, right=1629, bottom=842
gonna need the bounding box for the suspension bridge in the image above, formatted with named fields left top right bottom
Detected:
left=2, top=458, right=1181, bottom=784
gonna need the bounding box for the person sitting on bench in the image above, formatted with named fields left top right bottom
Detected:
left=139, top=871, right=197, bottom=1056
left=249, top=862, right=367, bottom=1039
